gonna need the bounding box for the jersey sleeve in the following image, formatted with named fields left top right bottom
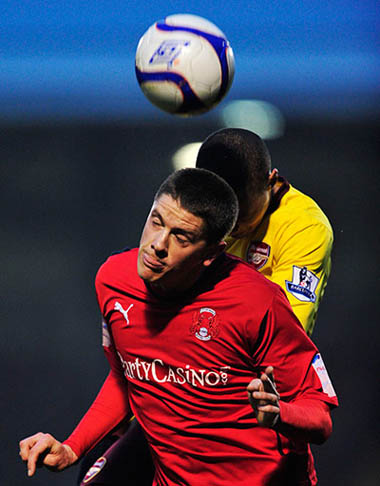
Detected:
left=268, top=220, right=333, bottom=335
left=249, top=287, right=338, bottom=407
left=248, top=288, right=338, bottom=443
left=63, top=367, right=130, bottom=458
left=63, top=317, right=130, bottom=458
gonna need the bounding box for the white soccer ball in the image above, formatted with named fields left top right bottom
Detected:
left=135, top=14, right=235, bottom=116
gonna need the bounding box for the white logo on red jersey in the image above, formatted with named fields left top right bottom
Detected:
left=117, top=352, right=230, bottom=388
left=190, top=307, right=220, bottom=341
left=114, top=301, right=134, bottom=325
left=246, top=241, right=271, bottom=270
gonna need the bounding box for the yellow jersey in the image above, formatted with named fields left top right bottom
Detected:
left=226, top=178, right=333, bottom=336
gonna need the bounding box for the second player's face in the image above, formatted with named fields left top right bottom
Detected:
left=231, top=191, right=270, bottom=238
left=138, top=194, right=215, bottom=296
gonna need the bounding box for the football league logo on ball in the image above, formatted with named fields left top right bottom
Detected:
left=149, top=40, right=190, bottom=68
left=135, top=14, right=235, bottom=115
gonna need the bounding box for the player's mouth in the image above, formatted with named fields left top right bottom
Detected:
left=142, top=252, right=165, bottom=273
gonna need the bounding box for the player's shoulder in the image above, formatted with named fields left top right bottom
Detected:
left=96, top=247, right=138, bottom=285
left=275, top=184, right=333, bottom=235
left=225, top=254, right=283, bottom=296
left=99, top=246, right=137, bottom=269
left=228, top=256, right=293, bottom=320
left=283, top=185, right=330, bottom=220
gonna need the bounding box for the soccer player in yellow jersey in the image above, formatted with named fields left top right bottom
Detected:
left=196, top=128, right=333, bottom=336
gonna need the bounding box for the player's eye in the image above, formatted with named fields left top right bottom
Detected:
left=151, top=218, right=162, bottom=227
left=174, top=233, right=190, bottom=245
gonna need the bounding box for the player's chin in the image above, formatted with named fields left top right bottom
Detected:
left=138, top=264, right=166, bottom=284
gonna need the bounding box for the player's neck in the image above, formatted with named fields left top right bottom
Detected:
left=146, top=273, right=203, bottom=300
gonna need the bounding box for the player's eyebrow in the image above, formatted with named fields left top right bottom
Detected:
left=151, top=208, right=163, bottom=222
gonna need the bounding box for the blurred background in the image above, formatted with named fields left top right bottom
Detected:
left=1, top=1, right=379, bottom=485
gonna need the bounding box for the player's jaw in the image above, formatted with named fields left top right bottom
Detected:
left=140, top=250, right=166, bottom=275
left=231, top=192, right=270, bottom=238
left=138, top=242, right=211, bottom=296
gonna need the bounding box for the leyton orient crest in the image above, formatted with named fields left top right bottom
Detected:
left=190, top=307, right=220, bottom=342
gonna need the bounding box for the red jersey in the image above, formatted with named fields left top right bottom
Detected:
left=66, top=248, right=337, bottom=486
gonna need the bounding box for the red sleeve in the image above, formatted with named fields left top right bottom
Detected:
left=63, top=266, right=132, bottom=458
left=277, top=399, right=332, bottom=444
left=63, top=367, right=130, bottom=458
left=63, top=321, right=130, bottom=458
left=249, top=287, right=338, bottom=443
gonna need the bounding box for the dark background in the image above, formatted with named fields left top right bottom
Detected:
left=2, top=118, right=379, bottom=486
left=1, top=1, right=379, bottom=485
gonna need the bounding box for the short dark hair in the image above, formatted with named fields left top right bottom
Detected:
left=195, top=128, right=271, bottom=206
left=155, top=168, right=238, bottom=245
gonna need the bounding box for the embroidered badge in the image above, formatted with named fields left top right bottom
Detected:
left=246, top=242, right=271, bottom=270
left=285, top=266, right=319, bottom=302
left=312, top=353, right=336, bottom=397
left=83, top=457, right=107, bottom=483
left=190, top=307, right=220, bottom=342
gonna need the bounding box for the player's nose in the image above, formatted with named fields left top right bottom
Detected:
left=151, top=230, right=169, bottom=257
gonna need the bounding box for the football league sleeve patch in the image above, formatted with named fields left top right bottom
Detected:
left=102, top=319, right=112, bottom=348
left=312, top=353, right=336, bottom=398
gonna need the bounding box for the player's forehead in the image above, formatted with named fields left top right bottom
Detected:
left=152, top=194, right=205, bottom=235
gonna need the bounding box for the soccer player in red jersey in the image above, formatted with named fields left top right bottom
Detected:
left=20, top=168, right=337, bottom=485
left=75, top=128, right=334, bottom=485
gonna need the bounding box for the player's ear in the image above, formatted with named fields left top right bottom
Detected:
left=202, top=241, right=227, bottom=267
left=268, top=168, right=279, bottom=188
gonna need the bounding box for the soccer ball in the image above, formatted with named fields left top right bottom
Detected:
left=135, top=14, right=235, bottom=116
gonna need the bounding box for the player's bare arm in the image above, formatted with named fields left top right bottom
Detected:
left=247, top=365, right=281, bottom=428
left=19, top=432, right=78, bottom=477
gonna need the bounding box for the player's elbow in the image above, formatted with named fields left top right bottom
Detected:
left=311, top=413, right=333, bottom=445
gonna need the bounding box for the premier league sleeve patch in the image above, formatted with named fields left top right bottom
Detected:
left=285, top=265, right=319, bottom=302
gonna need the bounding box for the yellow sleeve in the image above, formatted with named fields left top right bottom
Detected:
left=267, top=221, right=333, bottom=336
